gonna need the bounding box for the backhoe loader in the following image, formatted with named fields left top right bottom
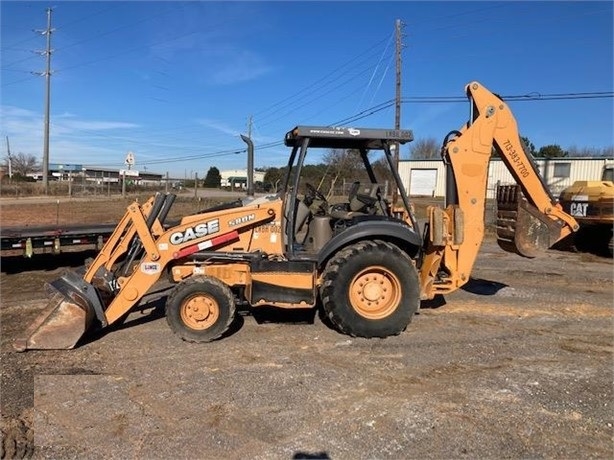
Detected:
left=14, top=81, right=579, bottom=351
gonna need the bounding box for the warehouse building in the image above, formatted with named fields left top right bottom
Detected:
left=399, top=157, right=613, bottom=199
left=220, top=169, right=266, bottom=189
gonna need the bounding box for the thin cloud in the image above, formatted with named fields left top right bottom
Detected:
left=196, top=118, right=242, bottom=137
left=207, top=49, right=274, bottom=85
left=59, top=120, right=139, bottom=131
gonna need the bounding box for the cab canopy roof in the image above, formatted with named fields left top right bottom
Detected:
left=284, top=126, right=414, bottom=150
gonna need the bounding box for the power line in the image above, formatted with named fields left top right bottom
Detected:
left=53, top=14, right=235, bottom=74
left=257, top=58, right=394, bottom=128
left=399, top=91, right=614, bottom=104
left=2, top=52, right=40, bottom=70
left=54, top=4, right=175, bottom=53
left=51, top=89, right=614, bottom=168
left=1, top=75, right=38, bottom=87
left=354, top=31, right=395, bottom=112
left=53, top=4, right=121, bottom=31
left=253, top=35, right=392, bottom=118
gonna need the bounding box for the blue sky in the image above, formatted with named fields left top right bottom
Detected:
left=1, top=1, right=613, bottom=178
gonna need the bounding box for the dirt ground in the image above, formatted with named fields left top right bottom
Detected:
left=0, top=196, right=613, bottom=459
left=0, top=191, right=239, bottom=227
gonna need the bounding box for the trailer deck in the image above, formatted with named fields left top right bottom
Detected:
left=1, top=224, right=116, bottom=257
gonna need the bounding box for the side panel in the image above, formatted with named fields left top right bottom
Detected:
left=250, top=260, right=316, bottom=308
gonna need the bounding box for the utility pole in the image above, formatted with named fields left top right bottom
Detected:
left=394, top=19, right=404, bottom=166
left=393, top=19, right=404, bottom=204
left=5, top=136, right=12, bottom=181
left=34, top=8, right=54, bottom=194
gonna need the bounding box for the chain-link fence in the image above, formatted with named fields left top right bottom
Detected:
left=0, top=179, right=178, bottom=198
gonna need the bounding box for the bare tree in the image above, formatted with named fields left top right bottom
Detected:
left=323, top=148, right=364, bottom=178
left=3, top=152, right=40, bottom=176
left=567, top=145, right=614, bottom=158
left=409, top=138, right=440, bottom=159
left=321, top=148, right=372, bottom=195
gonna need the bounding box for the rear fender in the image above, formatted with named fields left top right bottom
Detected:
left=317, top=219, right=421, bottom=267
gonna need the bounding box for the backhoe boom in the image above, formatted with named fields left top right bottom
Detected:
left=419, top=82, right=578, bottom=299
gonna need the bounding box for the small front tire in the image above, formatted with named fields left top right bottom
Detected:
left=166, top=276, right=236, bottom=342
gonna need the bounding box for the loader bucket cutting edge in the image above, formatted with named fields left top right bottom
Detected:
left=495, top=184, right=562, bottom=258
left=13, top=279, right=96, bottom=352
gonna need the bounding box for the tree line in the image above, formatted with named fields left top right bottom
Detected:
left=4, top=137, right=613, bottom=188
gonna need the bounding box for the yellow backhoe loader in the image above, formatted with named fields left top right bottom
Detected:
left=14, top=81, right=579, bottom=351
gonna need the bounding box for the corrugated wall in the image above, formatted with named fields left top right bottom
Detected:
left=400, top=158, right=613, bottom=199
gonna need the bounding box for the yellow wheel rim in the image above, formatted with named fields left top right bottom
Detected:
left=180, top=294, right=220, bottom=330
left=349, top=266, right=401, bottom=319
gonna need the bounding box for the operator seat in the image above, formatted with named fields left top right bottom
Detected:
left=330, top=181, right=381, bottom=219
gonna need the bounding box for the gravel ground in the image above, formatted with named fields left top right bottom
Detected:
left=1, top=240, right=612, bottom=459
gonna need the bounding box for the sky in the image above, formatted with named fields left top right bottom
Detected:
left=1, top=1, right=613, bottom=179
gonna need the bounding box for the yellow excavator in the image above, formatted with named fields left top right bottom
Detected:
left=558, top=163, right=613, bottom=256
left=14, top=81, right=579, bottom=351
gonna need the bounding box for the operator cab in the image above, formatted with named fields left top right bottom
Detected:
left=280, top=126, right=419, bottom=258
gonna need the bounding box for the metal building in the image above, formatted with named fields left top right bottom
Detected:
left=220, top=169, right=266, bottom=189
left=399, top=157, right=613, bottom=199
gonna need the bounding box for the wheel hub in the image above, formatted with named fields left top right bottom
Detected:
left=350, top=267, right=401, bottom=319
left=362, top=281, right=383, bottom=302
left=181, top=295, right=219, bottom=330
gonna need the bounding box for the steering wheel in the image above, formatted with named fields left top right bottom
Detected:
left=305, top=183, right=327, bottom=203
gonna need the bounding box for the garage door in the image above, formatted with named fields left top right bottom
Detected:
left=409, top=169, right=437, bottom=196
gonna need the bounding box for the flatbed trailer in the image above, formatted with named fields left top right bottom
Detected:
left=1, top=224, right=116, bottom=258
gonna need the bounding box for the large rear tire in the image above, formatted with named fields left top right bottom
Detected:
left=166, top=276, right=236, bottom=342
left=320, top=240, right=420, bottom=338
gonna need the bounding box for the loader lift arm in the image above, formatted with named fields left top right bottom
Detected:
left=14, top=193, right=277, bottom=350
left=419, top=81, right=579, bottom=300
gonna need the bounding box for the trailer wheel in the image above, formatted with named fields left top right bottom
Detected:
left=166, top=276, right=235, bottom=342
left=320, top=240, right=420, bottom=338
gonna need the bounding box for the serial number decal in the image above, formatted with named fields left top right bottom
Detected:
left=385, top=129, right=412, bottom=139
left=502, top=139, right=530, bottom=178
left=255, top=223, right=282, bottom=234
left=170, top=219, right=220, bottom=245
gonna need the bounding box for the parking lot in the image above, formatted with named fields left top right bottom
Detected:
left=1, top=238, right=612, bottom=459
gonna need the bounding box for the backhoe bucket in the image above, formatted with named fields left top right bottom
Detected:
left=13, top=273, right=97, bottom=351
left=495, top=184, right=563, bottom=258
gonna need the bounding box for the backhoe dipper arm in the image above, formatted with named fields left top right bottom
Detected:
left=419, top=81, right=578, bottom=300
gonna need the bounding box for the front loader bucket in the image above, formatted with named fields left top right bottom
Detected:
left=13, top=273, right=98, bottom=351
left=496, top=184, right=563, bottom=258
